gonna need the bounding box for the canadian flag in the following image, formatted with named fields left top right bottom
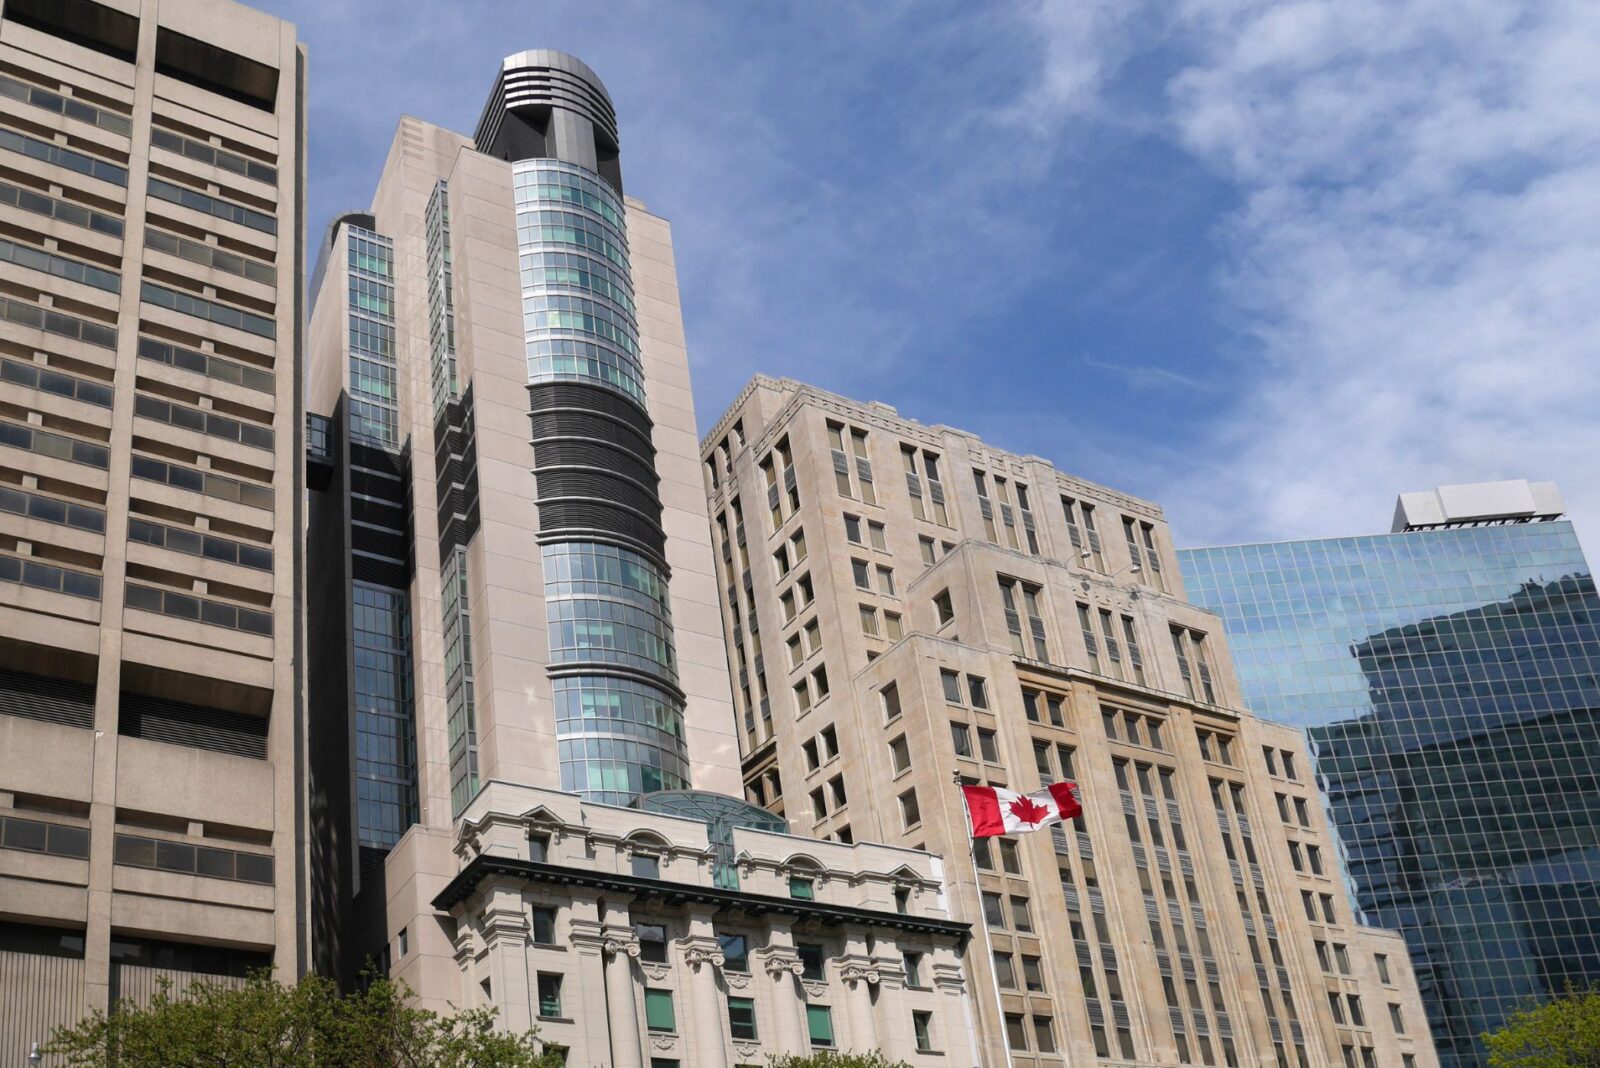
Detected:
left=961, top=782, right=1082, bottom=838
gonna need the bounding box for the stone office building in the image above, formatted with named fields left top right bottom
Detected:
left=0, top=0, right=306, bottom=1059
left=701, top=377, right=1440, bottom=1068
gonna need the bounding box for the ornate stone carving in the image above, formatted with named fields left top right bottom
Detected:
left=802, top=979, right=829, bottom=999
left=840, top=964, right=881, bottom=986
left=649, top=1033, right=678, bottom=1051
left=640, top=961, right=672, bottom=983
left=733, top=1039, right=761, bottom=1059
left=763, top=955, right=805, bottom=978
left=602, top=938, right=642, bottom=960
left=683, top=946, right=726, bottom=969
left=724, top=970, right=752, bottom=990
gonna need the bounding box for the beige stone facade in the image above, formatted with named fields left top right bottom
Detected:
left=384, top=780, right=977, bottom=1066
left=0, top=0, right=305, bottom=1060
left=702, top=376, right=1438, bottom=1067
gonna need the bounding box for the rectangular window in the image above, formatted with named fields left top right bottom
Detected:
left=889, top=735, right=911, bottom=774
left=537, top=973, right=563, bottom=1018
left=934, top=589, right=954, bottom=625
left=968, top=675, right=989, bottom=709
left=728, top=995, right=757, bottom=1040
left=881, top=682, right=902, bottom=720
left=790, top=875, right=815, bottom=900
left=719, top=933, right=749, bottom=972
left=1022, top=955, right=1045, bottom=992
left=913, top=1010, right=934, bottom=1052
left=1375, top=954, right=1392, bottom=985
left=983, top=891, right=1006, bottom=928
left=900, top=788, right=921, bottom=829
left=1389, top=1003, right=1405, bottom=1034
left=868, top=520, right=887, bottom=551
left=1005, top=1013, right=1030, bottom=1051
left=798, top=943, right=826, bottom=982
left=941, top=669, right=963, bottom=704
left=644, top=988, right=675, bottom=1032
left=978, top=728, right=1000, bottom=763
left=807, top=1004, right=835, bottom=1048
left=1032, top=1016, right=1057, bottom=1055
left=1010, top=895, right=1034, bottom=933
left=903, top=951, right=923, bottom=987
left=951, top=722, right=972, bottom=758
left=993, top=951, right=1017, bottom=988
left=532, top=907, right=556, bottom=944
left=637, top=923, right=668, bottom=963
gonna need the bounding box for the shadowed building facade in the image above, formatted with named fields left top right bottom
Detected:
left=0, top=0, right=306, bottom=1059
left=1179, top=481, right=1600, bottom=1068
left=701, top=377, right=1438, bottom=1067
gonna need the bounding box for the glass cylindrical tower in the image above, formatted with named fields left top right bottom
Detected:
left=476, top=52, right=689, bottom=805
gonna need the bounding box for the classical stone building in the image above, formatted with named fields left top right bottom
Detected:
left=397, top=781, right=975, bottom=1065
left=701, top=376, right=1440, bottom=1068
left=0, top=0, right=305, bottom=1059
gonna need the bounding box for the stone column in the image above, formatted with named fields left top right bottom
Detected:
left=602, top=937, right=644, bottom=1068
left=759, top=948, right=807, bottom=1054
left=683, top=940, right=730, bottom=1068
left=841, top=963, right=880, bottom=1050
left=479, top=882, right=533, bottom=1032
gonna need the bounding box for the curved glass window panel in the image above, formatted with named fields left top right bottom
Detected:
left=554, top=676, right=690, bottom=808
left=514, top=158, right=645, bottom=404
left=544, top=543, right=677, bottom=679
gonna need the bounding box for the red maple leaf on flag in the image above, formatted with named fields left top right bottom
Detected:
left=1008, top=795, right=1053, bottom=825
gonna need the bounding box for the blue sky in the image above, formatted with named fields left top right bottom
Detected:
left=273, top=0, right=1600, bottom=552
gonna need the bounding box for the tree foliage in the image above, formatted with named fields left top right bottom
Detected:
left=1485, top=987, right=1600, bottom=1068
left=767, top=1053, right=913, bottom=1068
left=44, top=971, right=565, bottom=1067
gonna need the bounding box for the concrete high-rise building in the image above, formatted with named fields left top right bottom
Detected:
left=0, top=0, right=305, bottom=1058
left=305, top=52, right=978, bottom=1066
left=1178, top=480, right=1600, bottom=1068
left=702, top=377, right=1438, bottom=1068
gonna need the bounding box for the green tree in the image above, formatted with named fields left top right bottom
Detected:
left=44, top=970, right=566, bottom=1067
left=767, top=1053, right=913, bottom=1068
left=1485, top=987, right=1600, bottom=1068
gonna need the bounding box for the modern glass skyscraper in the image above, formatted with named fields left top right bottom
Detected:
left=1179, top=481, right=1600, bottom=1068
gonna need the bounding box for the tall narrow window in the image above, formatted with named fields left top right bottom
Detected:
left=994, top=477, right=1020, bottom=550
left=827, top=423, right=853, bottom=497
left=1016, top=483, right=1039, bottom=554
left=850, top=428, right=875, bottom=505
left=974, top=470, right=998, bottom=542
left=1121, top=615, right=1145, bottom=685
left=1140, top=521, right=1166, bottom=591
left=923, top=452, right=949, bottom=525
left=1077, top=602, right=1101, bottom=673
left=901, top=445, right=926, bottom=521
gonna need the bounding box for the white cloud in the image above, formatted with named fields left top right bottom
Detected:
left=1145, top=0, right=1600, bottom=553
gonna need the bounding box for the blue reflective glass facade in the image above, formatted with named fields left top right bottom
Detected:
left=1179, top=522, right=1600, bottom=1068
left=351, top=581, right=417, bottom=848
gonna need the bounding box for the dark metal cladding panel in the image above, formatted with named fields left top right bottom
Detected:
left=0, top=668, right=94, bottom=729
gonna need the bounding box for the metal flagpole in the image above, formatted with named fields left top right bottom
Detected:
left=956, top=770, right=1016, bottom=1068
